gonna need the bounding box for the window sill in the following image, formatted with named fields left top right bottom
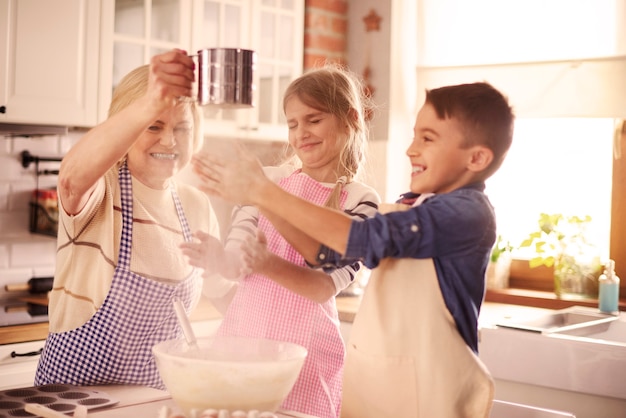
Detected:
left=488, top=259, right=626, bottom=311
left=485, top=288, right=626, bottom=312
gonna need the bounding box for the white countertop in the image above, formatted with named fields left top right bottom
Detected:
left=479, top=302, right=555, bottom=328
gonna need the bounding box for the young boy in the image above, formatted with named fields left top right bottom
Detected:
left=194, top=82, right=515, bottom=417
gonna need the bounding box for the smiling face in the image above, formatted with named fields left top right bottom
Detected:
left=406, top=103, right=488, bottom=195
left=127, top=103, right=194, bottom=189
left=285, top=96, right=348, bottom=182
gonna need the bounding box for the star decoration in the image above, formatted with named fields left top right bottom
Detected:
left=363, top=9, right=382, bottom=32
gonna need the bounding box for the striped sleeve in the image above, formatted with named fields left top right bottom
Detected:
left=323, top=181, right=380, bottom=293
left=223, top=165, right=291, bottom=251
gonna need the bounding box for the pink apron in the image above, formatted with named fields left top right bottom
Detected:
left=341, top=203, right=494, bottom=417
left=218, top=171, right=346, bottom=418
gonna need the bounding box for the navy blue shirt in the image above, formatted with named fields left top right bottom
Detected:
left=316, top=183, right=496, bottom=353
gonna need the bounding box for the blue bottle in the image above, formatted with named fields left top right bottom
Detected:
left=598, top=260, right=620, bottom=314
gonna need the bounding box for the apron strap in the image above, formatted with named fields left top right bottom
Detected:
left=117, top=162, right=194, bottom=270
left=118, top=162, right=133, bottom=269
left=170, top=183, right=193, bottom=242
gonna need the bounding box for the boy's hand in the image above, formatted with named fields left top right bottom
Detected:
left=191, top=144, right=268, bottom=205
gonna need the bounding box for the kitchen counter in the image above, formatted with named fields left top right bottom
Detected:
left=335, top=296, right=361, bottom=323
left=0, top=296, right=360, bottom=346
left=0, top=297, right=224, bottom=346
left=0, top=321, right=49, bottom=345
left=0, top=292, right=544, bottom=348
left=82, top=385, right=316, bottom=418
left=188, top=295, right=361, bottom=324
left=190, top=293, right=362, bottom=323
left=336, top=295, right=552, bottom=326
left=201, top=295, right=553, bottom=325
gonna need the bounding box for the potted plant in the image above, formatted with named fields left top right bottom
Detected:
left=486, top=235, right=514, bottom=290
left=519, top=213, right=602, bottom=299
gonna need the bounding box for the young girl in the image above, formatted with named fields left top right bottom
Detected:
left=182, top=65, right=380, bottom=418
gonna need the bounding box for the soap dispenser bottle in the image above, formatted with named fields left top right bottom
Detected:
left=598, top=259, right=620, bottom=314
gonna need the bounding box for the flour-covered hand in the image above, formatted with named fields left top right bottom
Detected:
left=180, top=231, right=225, bottom=274
left=240, top=230, right=274, bottom=276
left=191, top=144, right=269, bottom=205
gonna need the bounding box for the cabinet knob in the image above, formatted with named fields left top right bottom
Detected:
left=0, top=106, right=5, bottom=114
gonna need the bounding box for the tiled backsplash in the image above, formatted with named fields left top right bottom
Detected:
left=0, top=131, right=82, bottom=298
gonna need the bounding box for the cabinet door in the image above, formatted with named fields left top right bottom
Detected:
left=98, top=0, right=192, bottom=122
left=253, top=0, right=304, bottom=139
left=0, top=339, right=45, bottom=390
left=192, top=0, right=303, bottom=142
left=191, top=0, right=251, bottom=134
left=0, top=0, right=101, bottom=127
left=98, top=0, right=304, bottom=140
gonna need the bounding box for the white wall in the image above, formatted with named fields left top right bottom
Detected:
left=346, top=0, right=626, bottom=202
left=346, top=0, right=417, bottom=202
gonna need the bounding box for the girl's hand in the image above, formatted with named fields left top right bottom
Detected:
left=240, top=230, right=274, bottom=276
left=180, top=231, right=225, bottom=274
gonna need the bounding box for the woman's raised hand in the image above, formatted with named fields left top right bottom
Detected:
left=147, top=49, right=195, bottom=110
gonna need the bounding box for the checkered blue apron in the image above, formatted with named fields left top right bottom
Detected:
left=34, top=162, right=200, bottom=389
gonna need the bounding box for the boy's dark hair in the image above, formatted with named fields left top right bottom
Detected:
left=425, top=82, right=515, bottom=178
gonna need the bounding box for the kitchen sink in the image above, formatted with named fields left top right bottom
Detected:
left=494, top=306, right=618, bottom=333
left=550, top=316, right=626, bottom=346
left=480, top=305, right=626, bottom=401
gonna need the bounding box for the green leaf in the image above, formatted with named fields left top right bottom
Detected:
left=528, top=257, right=546, bottom=268
left=520, top=238, right=533, bottom=248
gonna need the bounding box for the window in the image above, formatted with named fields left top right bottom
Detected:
left=415, top=0, right=626, bottom=308
left=486, top=118, right=615, bottom=261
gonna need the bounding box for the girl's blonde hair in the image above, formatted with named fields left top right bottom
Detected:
left=282, top=64, right=373, bottom=209
left=108, top=64, right=204, bottom=153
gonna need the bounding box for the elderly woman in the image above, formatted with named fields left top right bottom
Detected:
left=34, top=49, right=220, bottom=389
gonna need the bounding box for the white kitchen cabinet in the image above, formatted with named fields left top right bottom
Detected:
left=0, top=339, right=44, bottom=390
left=97, top=0, right=191, bottom=122
left=0, top=0, right=101, bottom=127
left=99, top=0, right=303, bottom=141
left=191, top=0, right=304, bottom=142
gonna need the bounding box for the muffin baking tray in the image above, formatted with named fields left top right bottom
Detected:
left=0, top=384, right=119, bottom=417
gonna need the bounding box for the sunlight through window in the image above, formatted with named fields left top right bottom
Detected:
left=486, top=118, right=614, bottom=260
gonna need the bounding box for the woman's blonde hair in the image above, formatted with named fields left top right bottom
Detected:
left=108, top=64, right=204, bottom=153
left=282, top=64, right=373, bottom=209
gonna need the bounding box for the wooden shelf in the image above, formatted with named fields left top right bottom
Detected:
left=485, top=288, right=626, bottom=311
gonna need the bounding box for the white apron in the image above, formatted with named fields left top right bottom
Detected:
left=341, top=203, right=494, bottom=417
